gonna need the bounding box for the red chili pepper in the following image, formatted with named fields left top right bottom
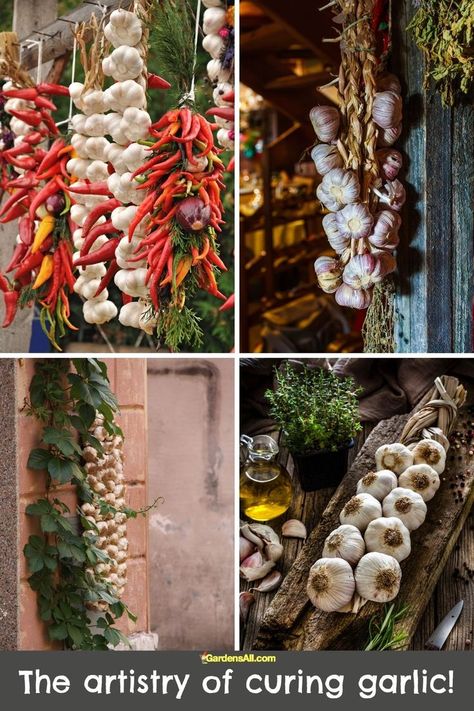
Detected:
left=73, top=237, right=120, bottom=267
left=147, top=73, right=171, bottom=90
left=13, top=249, right=46, bottom=279
left=128, top=192, right=156, bottom=240
left=180, top=107, right=192, bottom=138
left=59, top=241, right=75, bottom=291
left=0, top=197, right=28, bottom=223
left=8, top=108, right=44, bottom=127
left=22, top=130, right=46, bottom=145
left=94, top=259, right=119, bottom=297
left=4, top=242, right=28, bottom=273
left=29, top=177, right=60, bottom=219
left=80, top=220, right=117, bottom=256
left=122, top=293, right=133, bottom=305
left=173, top=115, right=201, bottom=144
left=207, top=249, right=227, bottom=271
left=0, top=187, right=29, bottom=218
left=81, top=198, right=121, bottom=238
left=3, top=87, right=38, bottom=101
left=19, top=215, right=34, bottom=246
left=219, top=293, right=234, bottom=312
left=67, top=181, right=109, bottom=196
left=3, top=141, right=34, bottom=157
left=33, top=95, right=57, bottom=111
left=147, top=236, right=172, bottom=288
left=206, top=107, right=234, bottom=121
left=6, top=174, right=39, bottom=189
left=35, top=138, right=65, bottom=176
left=0, top=273, right=9, bottom=292
left=44, top=250, right=62, bottom=308
left=39, top=108, right=59, bottom=135
left=6, top=155, right=38, bottom=171
left=2, top=290, right=20, bottom=328
left=185, top=140, right=198, bottom=166
left=37, top=82, right=70, bottom=97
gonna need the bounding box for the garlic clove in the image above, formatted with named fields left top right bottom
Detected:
left=355, top=552, right=401, bottom=602
left=251, top=570, right=283, bottom=593
left=239, top=592, right=255, bottom=623
left=382, top=486, right=427, bottom=531
left=411, top=438, right=446, bottom=474
left=240, top=558, right=275, bottom=582
left=240, top=536, right=256, bottom=563
left=322, top=524, right=365, bottom=565
left=265, top=541, right=284, bottom=562
left=398, top=463, right=440, bottom=502
left=307, top=558, right=355, bottom=612
left=281, top=519, right=307, bottom=539
left=364, top=516, right=411, bottom=562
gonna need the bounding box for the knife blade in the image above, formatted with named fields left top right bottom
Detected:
left=425, top=600, right=464, bottom=650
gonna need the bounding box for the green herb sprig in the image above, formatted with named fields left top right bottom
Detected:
left=364, top=603, right=410, bottom=651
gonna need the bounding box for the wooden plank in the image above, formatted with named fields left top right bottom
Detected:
left=19, top=0, right=129, bottom=69
left=246, top=402, right=474, bottom=651
left=13, top=0, right=57, bottom=38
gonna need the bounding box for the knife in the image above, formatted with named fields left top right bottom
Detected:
left=425, top=600, right=464, bottom=650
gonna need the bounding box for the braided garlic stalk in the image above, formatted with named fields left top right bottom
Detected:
left=81, top=414, right=128, bottom=609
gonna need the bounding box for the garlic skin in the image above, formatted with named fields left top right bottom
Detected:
left=375, top=442, right=413, bottom=475
left=355, top=552, right=402, bottom=602
left=356, top=469, right=398, bottom=501
left=372, top=91, right=403, bottom=129
left=368, top=209, right=401, bottom=249
left=335, top=203, right=374, bottom=240
left=339, top=493, right=382, bottom=532
left=377, top=149, right=403, bottom=180
left=309, top=106, right=340, bottom=143
left=377, top=123, right=402, bottom=147
left=307, top=558, right=355, bottom=612
left=343, top=254, right=379, bottom=290
left=411, top=439, right=446, bottom=474
left=335, top=283, right=372, bottom=310
left=322, top=213, right=350, bottom=254
left=311, top=143, right=343, bottom=175
left=371, top=252, right=397, bottom=282
left=317, top=168, right=360, bottom=212
left=382, top=487, right=427, bottom=531
left=374, top=179, right=406, bottom=212
left=322, top=524, right=365, bottom=565
left=314, top=256, right=343, bottom=294
left=398, top=464, right=440, bottom=502
left=377, top=73, right=402, bottom=94
left=364, top=517, right=411, bottom=562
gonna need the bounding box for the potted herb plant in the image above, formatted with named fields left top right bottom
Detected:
left=265, top=363, right=362, bottom=491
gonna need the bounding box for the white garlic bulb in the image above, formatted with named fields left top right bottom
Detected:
left=307, top=558, right=355, bottom=612
left=355, top=552, right=402, bottom=602
left=309, top=105, right=340, bottom=143
left=375, top=442, right=413, bottom=475
left=364, top=517, right=411, bottom=562
left=372, top=91, right=403, bottom=129
left=356, top=469, right=398, bottom=500
left=322, top=213, right=350, bottom=254
left=316, top=168, right=360, bottom=212
left=322, top=524, right=365, bottom=565
left=335, top=203, right=374, bottom=240
left=311, top=143, right=343, bottom=175
left=411, top=438, right=446, bottom=474
left=335, top=283, right=372, bottom=310
left=339, top=493, right=382, bottom=532
left=314, top=256, right=343, bottom=294
left=342, top=254, right=380, bottom=290
left=382, top=487, right=427, bottom=531
left=398, top=463, right=440, bottom=502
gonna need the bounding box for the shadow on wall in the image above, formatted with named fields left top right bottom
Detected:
left=147, top=359, right=234, bottom=650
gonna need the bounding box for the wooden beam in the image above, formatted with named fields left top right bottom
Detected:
left=19, top=0, right=130, bottom=69
left=13, top=0, right=57, bottom=38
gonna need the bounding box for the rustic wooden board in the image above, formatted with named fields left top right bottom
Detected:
left=245, top=404, right=474, bottom=651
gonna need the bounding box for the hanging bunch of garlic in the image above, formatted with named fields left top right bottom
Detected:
left=312, top=3, right=405, bottom=313
left=202, top=0, right=235, bottom=151
left=81, top=413, right=128, bottom=608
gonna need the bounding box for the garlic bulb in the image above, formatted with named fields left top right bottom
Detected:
left=411, top=438, right=446, bottom=474
left=311, top=143, right=343, bottom=175
left=343, top=254, right=379, bottom=290
left=307, top=558, right=355, bottom=612
left=335, top=283, right=372, bottom=310
left=377, top=124, right=402, bottom=147
left=371, top=252, right=397, bottom=282
left=356, top=469, right=397, bottom=500
left=104, top=80, right=146, bottom=113
left=364, top=517, right=411, bottom=562
left=377, top=73, right=402, bottom=94
left=322, top=213, right=350, bottom=254
left=317, top=168, right=360, bottom=212
left=314, top=256, right=343, bottom=293
left=398, top=463, right=440, bottom=502
left=372, top=91, right=403, bottom=129
left=203, top=7, right=227, bottom=34
left=355, top=552, right=401, bottom=602
left=322, top=524, right=365, bottom=565
left=368, top=209, right=401, bottom=249
left=375, top=442, right=413, bottom=475
left=309, top=105, right=340, bottom=143
left=335, top=203, right=374, bottom=240
left=339, top=493, right=382, bottom=532
left=374, top=179, right=406, bottom=212
left=102, top=46, right=144, bottom=82
left=382, top=487, right=427, bottom=531
left=377, top=149, right=403, bottom=180
left=104, top=9, right=143, bottom=48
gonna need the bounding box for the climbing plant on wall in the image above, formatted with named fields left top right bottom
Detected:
left=23, top=358, right=145, bottom=650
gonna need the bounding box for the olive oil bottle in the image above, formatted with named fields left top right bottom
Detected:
left=240, top=435, right=293, bottom=522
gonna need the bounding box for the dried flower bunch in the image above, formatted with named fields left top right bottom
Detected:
left=307, top=376, right=466, bottom=614
left=312, top=0, right=405, bottom=344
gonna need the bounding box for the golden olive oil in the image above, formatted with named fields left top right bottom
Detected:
left=240, top=460, right=292, bottom=521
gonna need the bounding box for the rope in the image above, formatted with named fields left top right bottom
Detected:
left=180, top=0, right=202, bottom=105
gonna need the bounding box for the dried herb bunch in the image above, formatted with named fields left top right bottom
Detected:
left=408, top=0, right=474, bottom=106
left=265, top=363, right=362, bottom=455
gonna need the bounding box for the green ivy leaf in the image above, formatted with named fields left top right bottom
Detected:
left=49, top=623, right=68, bottom=641
left=40, top=513, right=59, bottom=533
left=26, top=499, right=52, bottom=516
left=43, top=427, right=81, bottom=457
left=27, top=448, right=52, bottom=470
left=78, top=402, right=96, bottom=429
left=67, top=624, right=85, bottom=647
left=48, top=457, right=84, bottom=484
left=103, top=626, right=122, bottom=647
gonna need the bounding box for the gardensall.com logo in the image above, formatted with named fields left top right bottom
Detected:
left=200, top=652, right=277, bottom=664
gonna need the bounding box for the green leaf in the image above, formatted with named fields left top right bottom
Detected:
left=29, top=373, right=46, bottom=408
left=40, top=514, right=59, bottom=533
left=25, top=551, right=45, bottom=573
left=78, top=402, right=96, bottom=429
left=43, top=427, right=79, bottom=457
left=67, top=624, right=84, bottom=647
left=69, top=415, right=86, bottom=433
left=48, top=457, right=84, bottom=484
left=27, top=448, right=52, bottom=470
left=26, top=499, right=52, bottom=516
left=104, top=626, right=122, bottom=647
left=49, top=623, right=68, bottom=641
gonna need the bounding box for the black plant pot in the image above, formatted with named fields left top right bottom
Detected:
left=292, top=440, right=355, bottom=492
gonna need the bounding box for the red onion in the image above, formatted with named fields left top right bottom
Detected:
left=45, top=193, right=66, bottom=215
left=175, top=197, right=211, bottom=232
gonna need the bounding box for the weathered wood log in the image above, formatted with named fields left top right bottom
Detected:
left=251, top=403, right=474, bottom=650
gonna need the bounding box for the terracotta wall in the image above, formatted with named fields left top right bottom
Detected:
left=147, top=358, right=234, bottom=650
left=17, top=358, right=149, bottom=650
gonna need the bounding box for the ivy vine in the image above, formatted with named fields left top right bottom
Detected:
left=23, top=358, right=139, bottom=650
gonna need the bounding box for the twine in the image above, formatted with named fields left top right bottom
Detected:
left=180, top=0, right=202, bottom=105
left=399, top=376, right=467, bottom=448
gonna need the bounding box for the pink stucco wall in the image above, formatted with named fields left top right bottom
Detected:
left=17, top=358, right=149, bottom=650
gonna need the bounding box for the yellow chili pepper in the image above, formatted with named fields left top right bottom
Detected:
left=32, top=254, right=54, bottom=289
left=31, top=215, right=55, bottom=253
left=175, top=255, right=193, bottom=288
